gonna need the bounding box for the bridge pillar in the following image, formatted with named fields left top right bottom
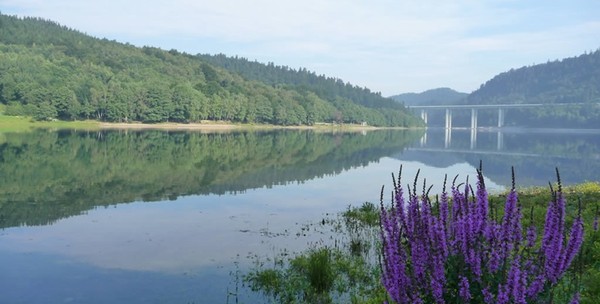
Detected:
left=420, top=109, right=428, bottom=125
left=444, top=128, right=452, bottom=148
left=445, top=109, right=453, bottom=129
left=497, top=131, right=504, bottom=150
left=470, top=128, right=477, bottom=150
left=471, top=108, right=478, bottom=130
left=498, top=108, right=505, bottom=128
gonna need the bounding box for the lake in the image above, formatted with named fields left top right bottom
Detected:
left=0, top=128, right=599, bottom=303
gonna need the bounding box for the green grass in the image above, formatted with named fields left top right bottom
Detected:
left=244, top=182, right=600, bottom=303
left=0, top=115, right=100, bottom=132
left=489, top=182, right=600, bottom=304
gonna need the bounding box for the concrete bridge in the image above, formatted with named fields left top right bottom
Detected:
left=408, top=103, right=593, bottom=129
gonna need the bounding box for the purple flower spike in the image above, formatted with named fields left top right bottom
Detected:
left=482, top=286, right=494, bottom=303
left=526, top=225, right=537, bottom=248
left=500, top=189, right=521, bottom=260
left=561, top=216, right=584, bottom=274
left=542, top=191, right=567, bottom=283
left=475, top=169, right=488, bottom=234
left=526, top=274, right=546, bottom=299
left=507, top=257, right=527, bottom=304
left=570, top=292, right=580, bottom=304
left=459, top=275, right=471, bottom=302
left=497, top=284, right=509, bottom=304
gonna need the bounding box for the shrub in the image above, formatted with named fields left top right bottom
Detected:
left=379, top=166, right=584, bottom=304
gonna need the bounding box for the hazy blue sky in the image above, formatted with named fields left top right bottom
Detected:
left=1, top=0, right=599, bottom=96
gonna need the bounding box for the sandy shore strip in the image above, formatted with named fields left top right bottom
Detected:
left=99, top=121, right=245, bottom=130
left=98, top=121, right=387, bottom=132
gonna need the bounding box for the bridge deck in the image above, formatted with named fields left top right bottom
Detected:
left=407, top=103, right=589, bottom=110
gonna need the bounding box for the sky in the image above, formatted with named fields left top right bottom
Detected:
left=1, top=0, right=599, bottom=96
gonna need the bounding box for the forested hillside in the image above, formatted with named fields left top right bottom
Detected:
left=389, top=87, right=467, bottom=106
left=465, top=49, right=600, bottom=128
left=198, top=53, right=410, bottom=114
left=468, top=49, right=600, bottom=105
left=0, top=14, right=421, bottom=127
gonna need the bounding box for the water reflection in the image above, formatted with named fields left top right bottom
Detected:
left=1, top=128, right=598, bottom=303
left=1, top=157, right=501, bottom=272
left=404, top=128, right=600, bottom=186
left=0, top=156, right=498, bottom=303
left=0, top=129, right=421, bottom=229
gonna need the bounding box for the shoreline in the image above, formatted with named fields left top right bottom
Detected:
left=97, top=121, right=392, bottom=132
left=99, top=121, right=244, bottom=131
left=0, top=115, right=411, bottom=132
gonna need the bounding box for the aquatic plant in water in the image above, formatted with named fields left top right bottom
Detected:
left=244, top=204, right=387, bottom=303
left=379, top=166, right=584, bottom=303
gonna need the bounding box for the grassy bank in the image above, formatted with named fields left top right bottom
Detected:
left=244, top=182, right=600, bottom=303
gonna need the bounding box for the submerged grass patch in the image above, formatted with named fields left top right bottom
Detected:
left=244, top=203, right=386, bottom=304
left=243, top=172, right=600, bottom=304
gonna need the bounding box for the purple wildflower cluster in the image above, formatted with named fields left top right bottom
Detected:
left=379, top=167, right=584, bottom=303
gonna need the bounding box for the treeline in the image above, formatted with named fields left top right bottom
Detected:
left=465, top=49, right=600, bottom=128
left=197, top=53, right=409, bottom=111
left=0, top=129, right=422, bottom=228
left=0, top=14, right=421, bottom=127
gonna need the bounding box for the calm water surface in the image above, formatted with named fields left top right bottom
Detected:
left=0, top=128, right=598, bottom=303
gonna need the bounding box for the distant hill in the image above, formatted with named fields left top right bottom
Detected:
left=467, top=49, right=600, bottom=105
left=0, top=13, right=421, bottom=127
left=465, top=49, right=600, bottom=128
left=389, top=88, right=467, bottom=106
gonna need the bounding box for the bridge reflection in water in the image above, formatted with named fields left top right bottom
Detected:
left=415, top=127, right=600, bottom=161
left=419, top=128, right=505, bottom=151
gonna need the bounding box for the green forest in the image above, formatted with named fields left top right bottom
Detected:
left=197, top=53, right=409, bottom=113
left=468, top=49, right=600, bottom=105
left=0, top=13, right=421, bottom=127
left=0, top=129, right=422, bottom=228
left=465, top=49, right=600, bottom=128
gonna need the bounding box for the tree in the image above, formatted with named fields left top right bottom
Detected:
left=139, top=83, right=173, bottom=123
left=33, top=101, right=58, bottom=121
